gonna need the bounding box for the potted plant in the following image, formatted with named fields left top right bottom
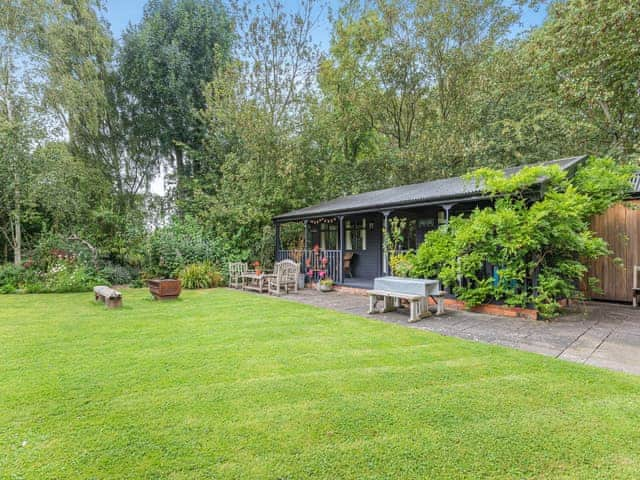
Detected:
left=318, top=278, right=334, bottom=292
left=317, top=271, right=333, bottom=292
left=148, top=278, right=182, bottom=300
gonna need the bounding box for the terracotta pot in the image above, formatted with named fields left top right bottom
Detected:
left=148, top=278, right=182, bottom=300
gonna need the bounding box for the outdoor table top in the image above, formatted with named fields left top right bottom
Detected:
left=240, top=271, right=272, bottom=278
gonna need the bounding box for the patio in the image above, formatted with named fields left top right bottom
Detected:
left=277, top=289, right=640, bottom=375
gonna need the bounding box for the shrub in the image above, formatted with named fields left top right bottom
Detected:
left=0, top=283, right=17, bottom=294
left=44, top=261, right=107, bottom=293
left=100, top=263, right=138, bottom=285
left=32, top=233, right=98, bottom=271
left=178, top=262, right=223, bottom=289
left=389, top=251, right=416, bottom=277
left=129, top=278, right=145, bottom=288
left=0, top=258, right=108, bottom=294
left=144, top=218, right=233, bottom=278
left=410, top=157, right=634, bottom=317
left=0, top=264, right=27, bottom=288
left=0, top=264, right=43, bottom=293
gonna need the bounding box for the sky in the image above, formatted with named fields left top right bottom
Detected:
left=103, top=0, right=549, bottom=46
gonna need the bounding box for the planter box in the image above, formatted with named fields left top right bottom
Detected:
left=148, top=279, right=182, bottom=300
left=435, top=297, right=539, bottom=320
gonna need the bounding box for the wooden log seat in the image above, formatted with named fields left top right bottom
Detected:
left=93, top=285, right=123, bottom=309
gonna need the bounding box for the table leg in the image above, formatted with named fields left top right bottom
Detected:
left=368, top=294, right=377, bottom=314
left=382, top=295, right=395, bottom=313
left=409, top=300, right=419, bottom=322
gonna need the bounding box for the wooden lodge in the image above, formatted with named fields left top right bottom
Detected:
left=273, top=156, right=586, bottom=290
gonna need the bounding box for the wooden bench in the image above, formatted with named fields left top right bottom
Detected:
left=367, top=289, right=431, bottom=322
left=93, top=285, right=122, bottom=309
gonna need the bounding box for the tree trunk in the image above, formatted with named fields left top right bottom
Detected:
left=13, top=180, right=21, bottom=266
left=175, top=147, right=184, bottom=180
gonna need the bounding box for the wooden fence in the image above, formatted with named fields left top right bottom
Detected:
left=584, top=200, right=640, bottom=302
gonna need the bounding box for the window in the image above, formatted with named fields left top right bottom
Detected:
left=320, top=222, right=338, bottom=250
left=345, top=218, right=367, bottom=251
left=398, top=219, right=417, bottom=250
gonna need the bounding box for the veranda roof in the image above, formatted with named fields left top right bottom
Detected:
left=274, top=155, right=587, bottom=222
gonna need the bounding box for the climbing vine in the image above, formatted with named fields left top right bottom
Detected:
left=411, top=157, right=635, bottom=317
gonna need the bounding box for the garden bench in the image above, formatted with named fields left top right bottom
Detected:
left=93, top=285, right=123, bottom=309
left=367, top=289, right=431, bottom=322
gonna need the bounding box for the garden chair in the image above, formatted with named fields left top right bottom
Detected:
left=268, top=259, right=299, bottom=296
left=228, top=262, right=248, bottom=289
left=343, top=252, right=354, bottom=278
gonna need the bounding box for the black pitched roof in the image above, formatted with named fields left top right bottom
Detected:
left=274, top=155, right=588, bottom=222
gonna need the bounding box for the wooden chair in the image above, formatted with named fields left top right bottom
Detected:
left=633, top=265, right=640, bottom=307
left=268, top=259, right=299, bottom=296
left=228, top=262, right=248, bottom=288
left=344, top=252, right=354, bottom=278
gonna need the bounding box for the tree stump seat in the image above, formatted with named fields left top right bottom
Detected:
left=93, top=285, right=123, bottom=309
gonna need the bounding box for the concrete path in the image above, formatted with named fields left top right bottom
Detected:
left=277, top=289, right=640, bottom=375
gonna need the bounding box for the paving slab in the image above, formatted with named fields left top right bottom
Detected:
left=266, top=288, right=640, bottom=375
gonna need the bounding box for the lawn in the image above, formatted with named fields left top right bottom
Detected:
left=1, top=289, right=639, bottom=479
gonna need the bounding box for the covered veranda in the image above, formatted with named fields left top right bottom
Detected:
left=273, top=203, right=476, bottom=289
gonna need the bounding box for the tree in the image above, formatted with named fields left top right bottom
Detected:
left=0, top=2, right=43, bottom=264
left=119, top=0, right=233, bottom=194
left=38, top=0, right=156, bottom=209
left=317, top=0, right=532, bottom=189
left=189, top=0, right=325, bottom=258
left=528, top=0, right=640, bottom=157
left=32, top=142, right=107, bottom=233
left=0, top=72, right=36, bottom=265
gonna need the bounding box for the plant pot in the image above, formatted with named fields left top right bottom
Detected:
left=298, top=273, right=305, bottom=290
left=148, top=278, right=182, bottom=300
left=318, top=283, right=333, bottom=292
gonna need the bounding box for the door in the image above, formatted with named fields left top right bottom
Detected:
left=344, top=216, right=380, bottom=280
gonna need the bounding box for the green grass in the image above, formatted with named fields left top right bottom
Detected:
left=1, top=289, right=639, bottom=479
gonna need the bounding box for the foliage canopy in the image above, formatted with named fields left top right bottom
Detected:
left=412, top=158, right=634, bottom=316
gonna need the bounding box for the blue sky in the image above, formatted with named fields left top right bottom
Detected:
left=103, top=0, right=548, bottom=46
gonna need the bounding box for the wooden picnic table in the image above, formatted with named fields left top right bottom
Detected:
left=241, top=271, right=272, bottom=293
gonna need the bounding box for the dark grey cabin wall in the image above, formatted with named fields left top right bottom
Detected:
left=307, top=215, right=382, bottom=281
left=347, top=214, right=381, bottom=281
left=298, top=199, right=496, bottom=283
